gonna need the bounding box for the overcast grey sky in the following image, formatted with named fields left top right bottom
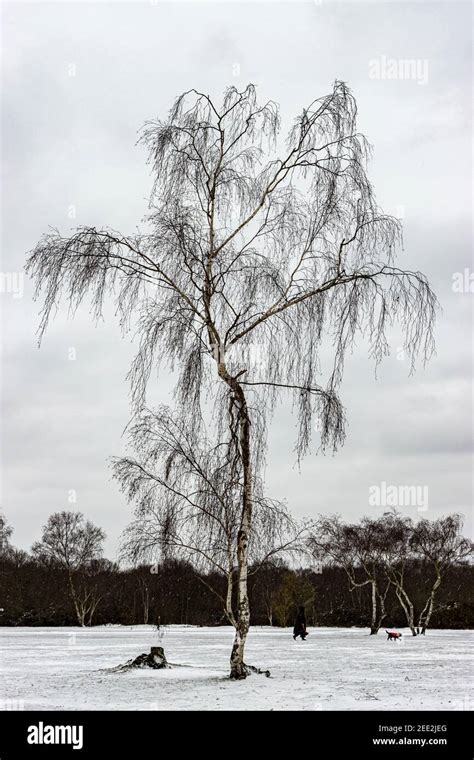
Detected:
left=1, top=0, right=472, bottom=557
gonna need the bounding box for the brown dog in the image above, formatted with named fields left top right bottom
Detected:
left=386, top=630, right=402, bottom=641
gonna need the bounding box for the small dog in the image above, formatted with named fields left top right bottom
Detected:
left=386, top=630, right=402, bottom=641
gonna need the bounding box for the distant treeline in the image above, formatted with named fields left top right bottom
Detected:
left=1, top=554, right=473, bottom=629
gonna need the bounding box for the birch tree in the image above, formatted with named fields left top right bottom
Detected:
left=32, top=511, right=105, bottom=627
left=374, top=512, right=419, bottom=635
left=311, top=515, right=390, bottom=634
left=26, top=82, right=437, bottom=677
left=356, top=517, right=392, bottom=634
left=412, top=515, right=473, bottom=634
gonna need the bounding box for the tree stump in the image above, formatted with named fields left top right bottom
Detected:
left=149, top=647, right=168, bottom=666
left=114, top=646, right=171, bottom=671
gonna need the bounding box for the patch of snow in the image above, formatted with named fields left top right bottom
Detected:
left=1, top=626, right=472, bottom=711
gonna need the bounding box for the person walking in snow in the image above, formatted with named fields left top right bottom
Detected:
left=293, top=606, right=309, bottom=640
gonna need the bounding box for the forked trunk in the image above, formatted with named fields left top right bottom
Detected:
left=418, top=572, right=442, bottom=635
left=87, top=592, right=101, bottom=626
left=395, top=584, right=417, bottom=635
left=369, top=580, right=378, bottom=634
left=374, top=581, right=390, bottom=634
left=77, top=603, right=86, bottom=627
left=68, top=572, right=85, bottom=627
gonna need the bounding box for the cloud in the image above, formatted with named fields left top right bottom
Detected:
left=1, top=1, right=472, bottom=554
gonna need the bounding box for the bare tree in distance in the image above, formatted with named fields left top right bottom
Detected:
left=0, top=515, right=29, bottom=571
left=0, top=513, right=14, bottom=557
left=311, top=515, right=391, bottom=635
left=32, top=511, right=106, bottom=627
left=26, top=81, right=437, bottom=677
left=411, top=515, right=473, bottom=635
left=253, top=560, right=287, bottom=627
left=312, top=512, right=473, bottom=636
left=371, top=512, right=473, bottom=635
left=135, top=567, right=151, bottom=626
left=116, top=406, right=305, bottom=650
left=375, top=512, right=421, bottom=635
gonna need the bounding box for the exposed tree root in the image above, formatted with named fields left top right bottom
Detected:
left=230, top=663, right=271, bottom=680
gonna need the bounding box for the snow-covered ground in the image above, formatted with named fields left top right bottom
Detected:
left=1, top=626, right=472, bottom=711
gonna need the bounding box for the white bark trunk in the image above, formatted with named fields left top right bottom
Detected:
left=375, top=581, right=390, bottom=633
left=218, top=363, right=253, bottom=679
left=369, top=580, right=377, bottom=634
left=395, top=584, right=416, bottom=635
left=418, top=573, right=442, bottom=634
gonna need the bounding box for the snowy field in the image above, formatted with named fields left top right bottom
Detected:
left=1, top=626, right=473, bottom=711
